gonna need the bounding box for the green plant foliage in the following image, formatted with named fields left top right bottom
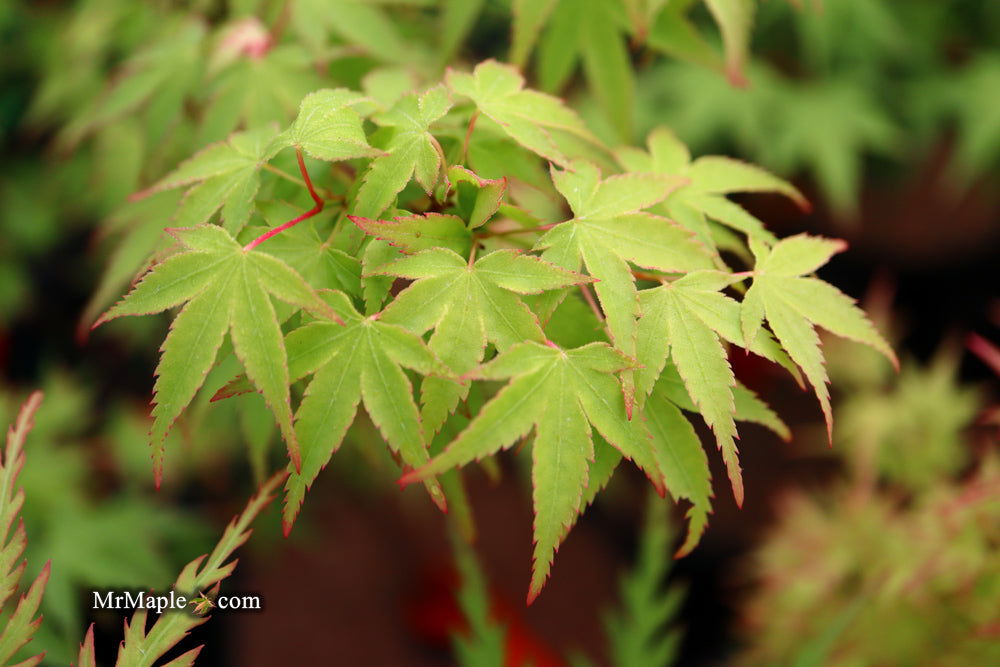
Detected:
left=629, top=1, right=1000, bottom=215
left=451, top=535, right=505, bottom=667
left=0, top=392, right=48, bottom=667
left=76, top=473, right=284, bottom=667
left=90, top=47, right=894, bottom=600
left=739, top=344, right=999, bottom=665
left=0, top=378, right=209, bottom=664
left=95, top=225, right=336, bottom=481
left=605, top=494, right=685, bottom=667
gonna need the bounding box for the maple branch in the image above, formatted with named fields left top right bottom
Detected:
left=244, top=149, right=324, bottom=252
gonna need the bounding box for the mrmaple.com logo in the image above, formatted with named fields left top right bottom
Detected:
left=92, top=590, right=262, bottom=613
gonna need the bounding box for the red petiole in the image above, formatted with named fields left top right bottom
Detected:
left=244, top=149, right=324, bottom=252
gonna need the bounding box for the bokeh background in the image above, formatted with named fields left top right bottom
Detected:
left=1, top=1, right=998, bottom=664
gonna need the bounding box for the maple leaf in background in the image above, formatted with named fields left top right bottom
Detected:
left=447, top=60, right=599, bottom=167
left=617, top=127, right=809, bottom=250
left=136, top=126, right=278, bottom=233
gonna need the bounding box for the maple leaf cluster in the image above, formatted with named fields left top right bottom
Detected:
left=95, top=60, right=894, bottom=602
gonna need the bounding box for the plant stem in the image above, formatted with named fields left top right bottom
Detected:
left=262, top=162, right=340, bottom=201
left=244, top=149, right=324, bottom=252
left=262, top=163, right=309, bottom=189
left=579, top=283, right=604, bottom=322
left=461, top=110, right=479, bottom=163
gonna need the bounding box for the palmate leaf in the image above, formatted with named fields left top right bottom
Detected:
left=291, top=0, right=419, bottom=65
left=250, top=202, right=362, bottom=299
left=703, top=0, right=755, bottom=86
left=269, top=89, right=379, bottom=163
left=94, top=225, right=336, bottom=481
left=354, top=85, right=452, bottom=218
left=636, top=270, right=797, bottom=506
left=447, top=60, right=599, bottom=167
left=742, top=235, right=897, bottom=439
left=641, top=379, right=712, bottom=557
left=281, top=291, right=447, bottom=530
left=617, top=127, right=808, bottom=249
left=760, top=78, right=897, bottom=216
left=138, top=126, right=278, bottom=233
left=446, top=166, right=507, bottom=229
left=403, top=341, right=665, bottom=603
left=639, top=358, right=787, bottom=554
left=197, top=44, right=324, bottom=145
left=536, top=160, right=713, bottom=410
left=370, top=247, right=590, bottom=437
left=534, top=0, right=636, bottom=141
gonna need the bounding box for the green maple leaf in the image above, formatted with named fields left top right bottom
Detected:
left=403, top=341, right=665, bottom=603
left=646, top=0, right=722, bottom=72
left=742, top=235, right=897, bottom=439
left=94, top=225, right=335, bottom=481
left=354, top=85, right=452, bottom=218
left=250, top=202, right=362, bottom=298
left=269, top=88, right=379, bottom=163
left=533, top=0, right=636, bottom=141
left=139, top=126, right=278, bottom=233
left=291, top=0, right=418, bottom=65
left=617, top=127, right=808, bottom=248
left=447, top=60, right=598, bottom=167
left=198, top=45, right=324, bottom=144
left=535, top=160, right=713, bottom=410
left=703, top=0, right=755, bottom=86
left=653, top=359, right=790, bottom=443
left=350, top=213, right=472, bottom=257
left=636, top=270, right=794, bottom=506
left=446, top=166, right=507, bottom=230
left=761, top=78, right=897, bottom=217
left=369, top=247, right=590, bottom=438
left=61, top=20, right=205, bottom=148
left=282, top=290, right=447, bottom=530
left=917, top=53, right=1000, bottom=183
left=641, top=378, right=713, bottom=557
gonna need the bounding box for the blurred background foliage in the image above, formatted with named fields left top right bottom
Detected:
left=0, top=0, right=997, bottom=664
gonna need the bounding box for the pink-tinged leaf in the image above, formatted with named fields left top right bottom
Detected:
left=350, top=213, right=472, bottom=256
left=76, top=624, right=97, bottom=667
left=0, top=561, right=50, bottom=665
left=446, top=165, right=507, bottom=229
left=704, top=0, right=755, bottom=87
left=210, top=374, right=254, bottom=402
